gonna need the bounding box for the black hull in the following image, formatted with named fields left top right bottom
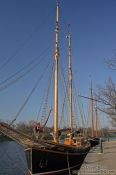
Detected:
left=26, top=144, right=90, bottom=175
left=89, top=137, right=99, bottom=147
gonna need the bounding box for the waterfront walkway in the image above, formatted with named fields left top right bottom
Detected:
left=78, top=140, right=116, bottom=175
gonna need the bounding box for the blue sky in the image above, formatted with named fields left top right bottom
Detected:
left=0, top=0, right=115, bottom=128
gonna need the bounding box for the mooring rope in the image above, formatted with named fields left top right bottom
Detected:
left=67, top=151, right=71, bottom=175
left=27, top=170, right=32, bottom=175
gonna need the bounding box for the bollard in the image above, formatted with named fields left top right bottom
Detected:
left=99, top=138, right=103, bottom=153
left=107, top=135, right=109, bottom=142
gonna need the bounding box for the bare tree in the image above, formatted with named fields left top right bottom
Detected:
left=96, top=78, right=116, bottom=124
left=106, top=51, right=116, bottom=70
left=16, top=121, right=33, bottom=135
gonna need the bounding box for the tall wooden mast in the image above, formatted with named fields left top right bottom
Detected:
left=95, top=100, right=98, bottom=137
left=90, top=80, right=94, bottom=137
left=54, top=0, right=59, bottom=143
left=67, top=29, right=73, bottom=134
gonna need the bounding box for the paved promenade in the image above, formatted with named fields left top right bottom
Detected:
left=78, top=140, right=116, bottom=175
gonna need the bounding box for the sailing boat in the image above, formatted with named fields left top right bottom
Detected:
left=88, top=80, right=99, bottom=147
left=0, top=1, right=90, bottom=175
left=25, top=1, right=90, bottom=175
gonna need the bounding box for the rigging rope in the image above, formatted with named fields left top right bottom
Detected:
left=0, top=46, right=51, bottom=87
left=41, top=61, right=54, bottom=125
left=0, top=8, right=54, bottom=73
left=36, top=58, right=54, bottom=121
left=0, top=28, right=38, bottom=72
left=59, top=92, right=67, bottom=127
left=0, top=48, right=52, bottom=92
left=59, top=65, right=69, bottom=128
left=59, top=60, right=70, bottom=128
left=10, top=58, right=51, bottom=126
left=73, top=80, right=86, bottom=129
left=41, top=108, right=52, bottom=129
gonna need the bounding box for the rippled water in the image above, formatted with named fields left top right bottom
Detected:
left=1, top=138, right=115, bottom=175
left=0, top=141, right=28, bottom=175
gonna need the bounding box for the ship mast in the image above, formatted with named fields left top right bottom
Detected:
left=95, top=100, right=98, bottom=137
left=90, top=80, right=94, bottom=137
left=67, top=29, right=73, bottom=134
left=54, top=0, right=59, bottom=143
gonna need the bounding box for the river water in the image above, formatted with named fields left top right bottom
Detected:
left=0, top=138, right=116, bottom=175
left=0, top=141, right=28, bottom=175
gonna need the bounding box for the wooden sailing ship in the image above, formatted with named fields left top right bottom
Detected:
left=88, top=80, right=100, bottom=147
left=25, top=1, right=90, bottom=175
left=0, top=1, right=91, bottom=175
